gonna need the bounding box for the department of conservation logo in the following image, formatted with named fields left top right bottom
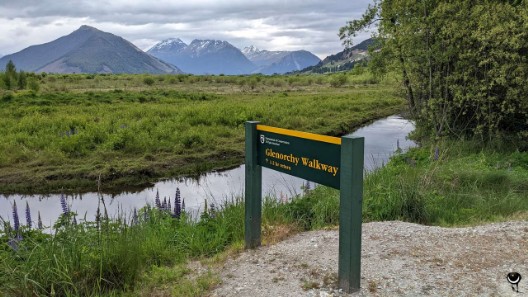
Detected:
left=260, top=135, right=265, bottom=144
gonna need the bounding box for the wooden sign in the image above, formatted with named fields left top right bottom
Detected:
left=256, top=124, right=341, bottom=188
left=245, top=121, right=364, bottom=293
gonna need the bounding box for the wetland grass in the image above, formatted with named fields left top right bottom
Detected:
left=0, top=72, right=404, bottom=193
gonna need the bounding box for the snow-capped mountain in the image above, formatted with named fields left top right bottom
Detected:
left=186, top=40, right=230, bottom=57
left=148, top=39, right=255, bottom=75
left=149, top=38, right=321, bottom=75
left=241, top=45, right=271, bottom=61
left=242, top=46, right=321, bottom=74
left=148, top=38, right=187, bottom=53
left=241, top=45, right=258, bottom=56
left=242, top=46, right=290, bottom=68
left=257, top=50, right=321, bottom=75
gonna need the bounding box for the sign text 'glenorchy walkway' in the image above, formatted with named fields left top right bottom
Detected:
left=256, top=124, right=342, bottom=189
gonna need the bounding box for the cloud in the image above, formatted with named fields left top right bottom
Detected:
left=0, top=0, right=374, bottom=59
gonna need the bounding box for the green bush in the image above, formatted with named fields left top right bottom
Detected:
left=28, top=78, right=40, bottom=92
left=330, top=74, right=347, bottom=87
left=1, top=91, right=14, bottom=102
left=143, top=77, right=155, bottom=86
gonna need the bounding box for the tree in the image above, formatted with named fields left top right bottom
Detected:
left=5, top=60, right=16, bottom=76
left=1, top=61, right=40, bottom=92
left=4, top=60, right=17, bottom=90
left=340, top=0, right=528, bottom=142
left=17, top=71, right=27, bottom=90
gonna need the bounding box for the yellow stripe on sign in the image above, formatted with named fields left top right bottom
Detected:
left=256, top=125, right=342, bottom=145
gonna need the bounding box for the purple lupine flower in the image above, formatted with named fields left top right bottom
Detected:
left=174, top=188, right=182, bottom=218
left=12, top=201, right=20, bottom=233
left=181, top=198, right=185, bottom=212
left=60, top=193, right=69, bottom=215
left=162, top=197, right=167, bottom=211
left=38, top=211, right=43, bottom=230
left=25, top=201, right=32, bottom=229
left=168, top=199, right=172, bottom=213
left=155, top=190, right=161, bottom=209
left=434, top=147, right=440, bottom=161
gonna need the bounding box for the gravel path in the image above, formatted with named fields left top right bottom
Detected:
left=210, top=221, right=528, bottom=297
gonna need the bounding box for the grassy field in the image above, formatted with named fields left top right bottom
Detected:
left=1, top=70, right=527, bottom=296
left=1, top=139, right=526, bottom=296
left=0, top=71, right=404, bottom=193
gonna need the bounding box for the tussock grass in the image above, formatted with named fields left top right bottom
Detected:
left=363, top=140, right=528, bottom=226
left=0, top=72, right=404, bottom=193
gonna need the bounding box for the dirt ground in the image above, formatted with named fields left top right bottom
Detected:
left=209, top=221, right=528, bottom=297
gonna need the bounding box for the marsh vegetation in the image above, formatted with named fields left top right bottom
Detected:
left=0, top=69, right=404, bottom=193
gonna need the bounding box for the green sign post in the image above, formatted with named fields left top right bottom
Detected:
left=245, top=121, right=364, bottom=293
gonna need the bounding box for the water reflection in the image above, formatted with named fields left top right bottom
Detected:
left=0, top=116, right=415, bottom=227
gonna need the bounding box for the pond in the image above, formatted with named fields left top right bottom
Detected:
left=0, top=116, right=415, bottom=227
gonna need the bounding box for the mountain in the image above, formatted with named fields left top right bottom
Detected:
left=299, top=38, right=376, bottom=74
left=149, top=38, right=187, bottom=53
left=257, top=50, right=321, bottom=75
left=149, top=39, right=321, bottom=75
left=320, top=38, right=375, bottom=65
left=242, top=47, right=321, bottom=74
left=148, top=39, right=255, bottom=75
left=146, top=38, right=187, bottom=62
left=241, top=46, right=289, bottom=67
left=0, top=25, right=180, bottom=74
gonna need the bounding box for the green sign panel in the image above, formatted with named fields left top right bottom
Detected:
left=245, top=121, right=364, bottom=293
left=256, top=125, right=341, bottom=189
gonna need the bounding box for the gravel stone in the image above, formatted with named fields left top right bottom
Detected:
left=210, top=221, right=528, bottom=297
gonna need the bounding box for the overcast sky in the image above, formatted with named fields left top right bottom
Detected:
left=0, top=0, right=374, bottom=59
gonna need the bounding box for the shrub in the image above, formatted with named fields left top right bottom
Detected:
left=330, top=74, right=347, bottom=87
left=2, top=91, right=14, bottom=102
left=143, top=77, right=155, bottom=86
left=28, top=78, right=40, bottom=92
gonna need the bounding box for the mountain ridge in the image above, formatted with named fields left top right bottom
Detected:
left=256, top=50, right=321, bottom=75
left=297, top=38, right=376, bottom=74
left=0, top=25, right=181, bottom=74
left=241, top=46, right=289, bottom=67
left=149, top=38, right=321, bottom=75
left=148, top=38, right=255, bottom=75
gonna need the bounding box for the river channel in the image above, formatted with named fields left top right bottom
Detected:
left=0, top=116, right=415, bottom=227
